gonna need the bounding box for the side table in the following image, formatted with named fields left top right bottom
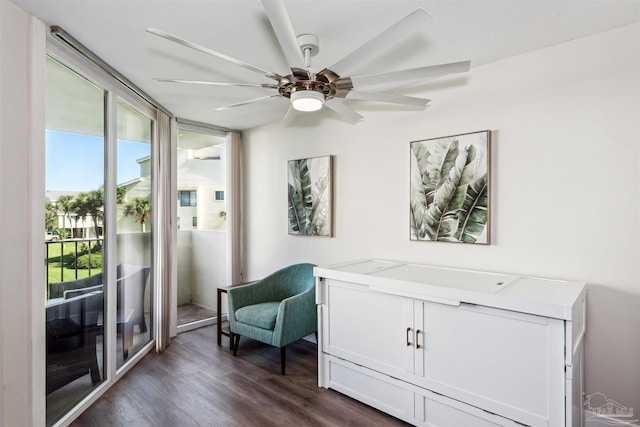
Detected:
left=217, top=282, right=252, bottom=350
left=216, top=285, right=234, bottom=350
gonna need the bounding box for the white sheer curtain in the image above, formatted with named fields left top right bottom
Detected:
left=226, top=131, right=244, bottom=285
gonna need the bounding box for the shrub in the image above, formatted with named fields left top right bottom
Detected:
left=56, top=228, right=69, bottom=239
left=75, top=252, right=102, bottom=269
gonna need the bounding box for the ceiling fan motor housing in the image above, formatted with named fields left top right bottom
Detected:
left=278, top=67, right=353, bottom=101
left=277, top=33, right=354, bottom=104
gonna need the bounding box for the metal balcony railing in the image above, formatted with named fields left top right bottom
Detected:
left=45, top=238, right=103, bottom=288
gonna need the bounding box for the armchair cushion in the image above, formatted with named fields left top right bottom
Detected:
left=235, top=302, right=280, bottom=330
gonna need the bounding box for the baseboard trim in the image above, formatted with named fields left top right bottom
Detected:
left=176, top=315, right=217, bottom=333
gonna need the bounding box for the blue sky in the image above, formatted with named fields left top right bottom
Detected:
left=46, top=130, right=150, bottom=191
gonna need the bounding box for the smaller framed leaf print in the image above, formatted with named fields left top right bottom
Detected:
left=287, top=155, right=333, bottom=237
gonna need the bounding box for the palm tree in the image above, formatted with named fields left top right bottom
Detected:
left=73, top=190, right=104, bottom=239
left=116, top=186, right=127, bottom=205
left=123, top=197, right=151, bottom=232
left=71, top=195, right=88, bottom=238
left=71, top=187, right=126, bottom=239
left=45, top=201, right=58, bottom=231
left=56, top=194, right=75, bottom=238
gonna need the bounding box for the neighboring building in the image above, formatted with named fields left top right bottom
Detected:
left=176, top=144, right=226, bottom=231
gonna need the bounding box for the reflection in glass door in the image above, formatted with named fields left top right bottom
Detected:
left=116, top=99, right=153, bottom=368
left=176, top=128, right=227, bottom=328
left=44, top=56, right=106, bottom=426
left=44, top=52, right=158, bottom=425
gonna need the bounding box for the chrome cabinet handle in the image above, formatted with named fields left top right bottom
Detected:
left=416, top=329, right=422, bottom=349
left=406, top=327, right=411, bottom=346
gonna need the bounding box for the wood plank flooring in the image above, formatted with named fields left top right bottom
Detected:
left=71, top=325, right=409, bottom=427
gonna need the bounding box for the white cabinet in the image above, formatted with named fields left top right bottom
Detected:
left=316, top=260, right=586, bottom=427
left=323, top=281, right=413, bottom=377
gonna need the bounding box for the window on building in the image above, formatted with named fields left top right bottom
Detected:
left=214, top=191, right=225, bottom=201
left=179, top=190, right=197, bottom=207
left=192, top=216, right=197, bottom=227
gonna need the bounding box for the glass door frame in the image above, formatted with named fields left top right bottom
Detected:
left=112, top=95, right=157, bottom=370
left=172, top=120, right=242, bottom=336
left=45, top=35, right=161, bottom=426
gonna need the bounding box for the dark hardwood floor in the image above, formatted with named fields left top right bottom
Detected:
left=72, top=325, right=408, bottom=426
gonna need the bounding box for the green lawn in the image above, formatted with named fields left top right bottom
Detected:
left=46, top=240, right=102, bottom=284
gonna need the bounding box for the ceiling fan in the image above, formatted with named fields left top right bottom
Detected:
left=147, top=0, right=471, bottom=123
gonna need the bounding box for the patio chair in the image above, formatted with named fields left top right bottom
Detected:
left=47, top=263, right=151, bottom=359
left=227, top=263, right=317, bottom=375
left=48, top=272, right=103, bottom=299
left=117, top=264, right=151, bottom=358
left=46, top=290, right=103, bottom=394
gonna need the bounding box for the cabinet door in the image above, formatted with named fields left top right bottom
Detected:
left=419, top=302, right=565, bottom=426
left=324, top=280, right=414, bottom=376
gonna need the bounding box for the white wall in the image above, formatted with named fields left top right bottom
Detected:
left=191, top=230, right=227, bottom=309
left=176, top=230, right=227, bottom=309
left=0, top=2, right=46, bottom=426
left=243, top=24, right=640, bottom=414
left=177, top=230, right=193, bottom=305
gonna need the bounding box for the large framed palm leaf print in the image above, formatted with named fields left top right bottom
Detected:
left=287, top=155, right=333, bottom=237
left=410, top=130, right=491, bottom=244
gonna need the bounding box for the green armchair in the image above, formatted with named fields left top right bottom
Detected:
left=227, top=263, right=317, bottom=375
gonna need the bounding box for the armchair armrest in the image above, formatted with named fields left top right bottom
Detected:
left=272, top=287, right=317, bottom=347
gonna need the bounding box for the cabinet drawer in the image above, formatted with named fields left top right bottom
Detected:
left=327, top=356, right=415, bottom=422
left=326, top=356, right=518, bottom=427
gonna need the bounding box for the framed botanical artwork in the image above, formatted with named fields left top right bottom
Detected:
left=287, top=155, right=333, bottom=237
left=410, top=130, right=491, bottom=244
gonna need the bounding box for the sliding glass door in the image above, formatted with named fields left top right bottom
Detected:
left=44, top=56, right=106, bottom=425
left=44, top=48, right=158, bottom=426
left=116, top=99, right=154, bottom=368
left=176, top=126, right=228, bottom=330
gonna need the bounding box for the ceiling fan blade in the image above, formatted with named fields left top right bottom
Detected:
left=261, top=0, right=306, bottom=69
left=328, top=9, right=433, bottom=77
left=214, top=94, right=281, bottom=111
left=154, top=78, right=278, bottom=89
left=324, top=99, right=364, bottom=123
left=351, top=61, right=471, bottom=91
left=147, top=28, right=282, bottom=81
left=344, top=90, right=430, bottom=107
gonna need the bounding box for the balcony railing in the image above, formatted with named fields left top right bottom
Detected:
left=45, top=238, right=103, bottom=293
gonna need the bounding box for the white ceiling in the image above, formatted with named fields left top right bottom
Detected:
left=12, top=0, right=640, bottom=131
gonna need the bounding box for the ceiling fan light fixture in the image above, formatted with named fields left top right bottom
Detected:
left=291, top=90, right=324, bottom=112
